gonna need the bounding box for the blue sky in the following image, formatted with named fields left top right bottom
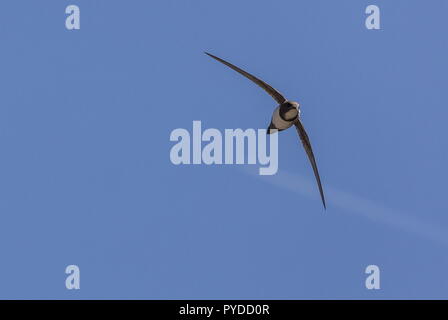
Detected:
left=0, top=0, right=447, bottom=299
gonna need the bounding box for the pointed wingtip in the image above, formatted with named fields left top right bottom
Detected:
left=204, top=52, right=216, bottom=60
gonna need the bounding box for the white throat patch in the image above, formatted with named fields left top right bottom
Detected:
left=284, top=108, right=298, bottom=121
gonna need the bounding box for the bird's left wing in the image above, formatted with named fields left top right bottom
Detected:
left=294, top=119, right=326, bottom=209
left=205, top=52, right=286, bottom=105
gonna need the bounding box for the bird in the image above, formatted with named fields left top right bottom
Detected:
left=205, top=52, right=326, bottom=209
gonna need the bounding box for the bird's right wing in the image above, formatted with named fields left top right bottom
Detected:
left=294, top=119, right=326, bottom=209
left=205, top=52, right=287, bottom=105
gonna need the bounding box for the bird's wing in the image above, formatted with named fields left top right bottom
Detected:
left=294, top=119, right=326, bottom=209
left=205, top=52, right=286, bottom=105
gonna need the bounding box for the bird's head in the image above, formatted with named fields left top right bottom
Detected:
left=281, top=101, right=300, bottom=120
left=292, top=101, right=300, bottom=114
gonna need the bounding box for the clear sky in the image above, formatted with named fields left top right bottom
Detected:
left=0, top=0, right=447, bottom=299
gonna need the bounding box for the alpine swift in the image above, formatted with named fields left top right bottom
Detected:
left=205, top=52, right=326, bottom=209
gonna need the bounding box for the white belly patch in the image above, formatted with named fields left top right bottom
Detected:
left=272, top=106, right=294, bottom=130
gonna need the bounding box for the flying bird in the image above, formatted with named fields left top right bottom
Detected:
left=205, top=52, right=326, bottom=209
